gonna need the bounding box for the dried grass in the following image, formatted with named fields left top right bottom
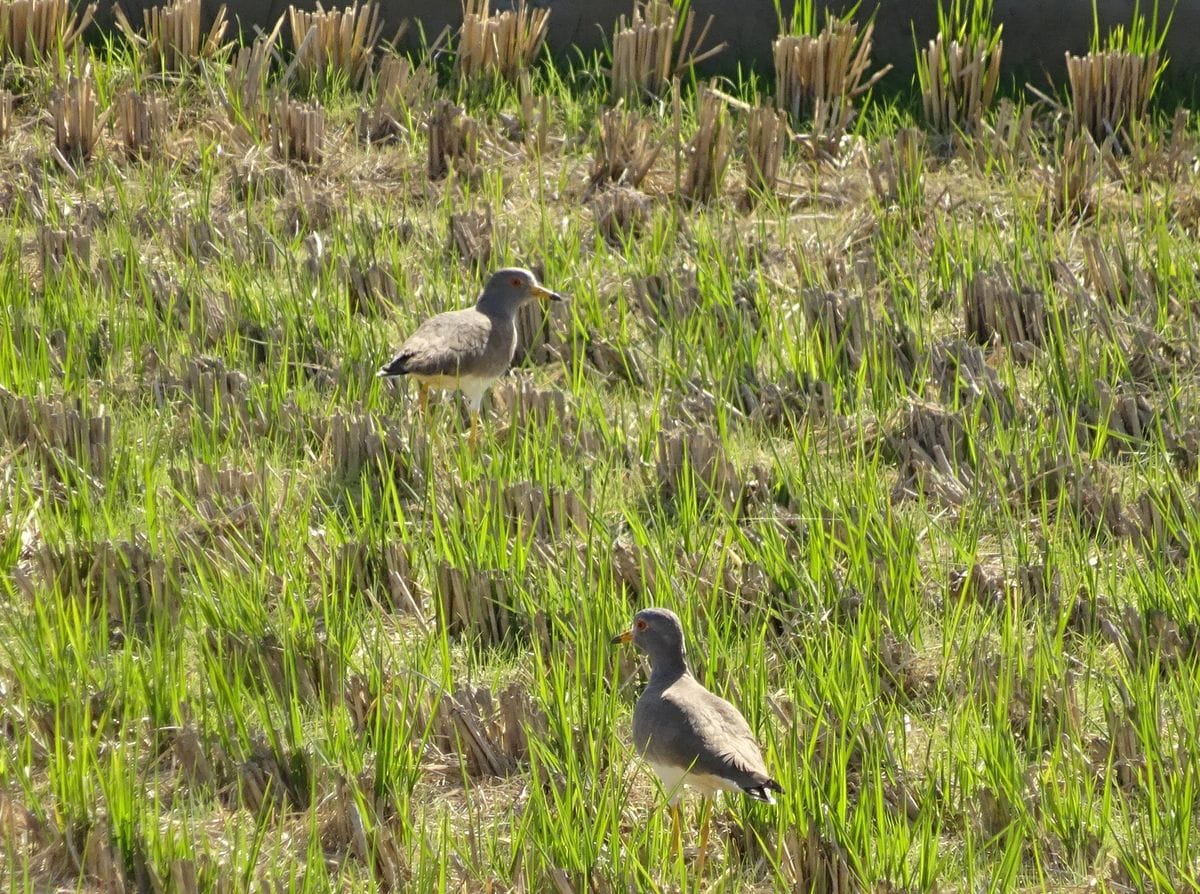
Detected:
left=0, top=89, right=10, bottom=142
left=426, top=99, right=478, bottom=180
left=489, top=378, right=570, bottom=433
left=891, top=402, right=976, bottom=508
left=171, top=357, right=259, bottom=429
left=270, top=95, right=324, bottom=166
left=1049, top=133, right=1100, bottom=221
left=969, top=97, right=1033, bottom=169
left=116, top=90, right=168, bottom=160
left=919, top=32, right=1002, bottom=135
left=801, top=288, right=867, bottom=373
left=457, top=0, right=549, bottom=86
left=745, top=105, right=787, bottom=199
left=357, top=52, right=434, bottom=144
left=496, top=480, right=589, bottom=541
left=655, top=425, right=743, bottom=513
left=326, top=779, right=408, bottom=887
left=325, top=407, right=425, bottom=487
left=288, top=0, right=383, bottom=89
left=341, top=256, right=399, bottom=315
left=680, top=87, right=730, bottom=204
left=49, top=63, right=103, bottom=166
left=0, top=388, right=111, bottom=479
left=17, top=536, right=177, bottom=626
left=1081, top=233, right=1156, bottom=308
left=868, top=127, right=925, bottom=211
left=610, top=0, right=725, bottom=103
left=590, top=186, right=650, bottom=245
left=962, top=266, right=1046, bottom=352
left=226, top=20, right=281, bottom=127
left=1066, top=48, right=1158, bottom=144
left=500, top=74, right=550, bottom=150
left=114, top=0, right=230, bottom=73
left=334, top=539, right=420, bottom=613
left=0, top=0, right=94, bottom=65
left=39, top=225, right=90, bottom=275
left=420, top=682, right=548, bottom=776
left=436, top=565, right=523, bottom=649
left=778, top=826, right=856, bottom=890
left=589, top=107, right=659, bottom=191
left=449, top=205, right=494, bottom=269
left=774, top=19, right=889, bottom=145
left=1117, top=106, right=1195, bottom=187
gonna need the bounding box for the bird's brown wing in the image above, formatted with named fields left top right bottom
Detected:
left=380, top=309, right=495, bottom=378
left=638, top=677, right=776, bottom=792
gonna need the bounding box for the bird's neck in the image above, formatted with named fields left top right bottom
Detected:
left=475, top=297, right=517, bottom=319
left=649, top=652, right=688, bottom=684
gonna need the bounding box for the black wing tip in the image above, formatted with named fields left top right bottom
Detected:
left=377, top=358, right=409, bottom=377
left=744, top=780, right=784, bottom=803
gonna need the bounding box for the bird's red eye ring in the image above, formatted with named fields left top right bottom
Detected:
left=511, top=276, right=522, bottom=287
left=635, top=619, right=647, bottom=630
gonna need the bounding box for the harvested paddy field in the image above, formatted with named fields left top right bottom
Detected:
left=2, top=0, right=1200, bottom=890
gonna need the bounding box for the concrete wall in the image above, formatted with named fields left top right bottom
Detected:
left=106, top=1, right=1199, bottom=83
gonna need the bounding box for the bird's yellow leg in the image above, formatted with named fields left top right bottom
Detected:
left=417, top=383, right=429, bottom=415
left=468, top=412, right=481, bottom=446
left=695, top=800, right=711, bottom=878
left=670, top=803, right=683, bottom=857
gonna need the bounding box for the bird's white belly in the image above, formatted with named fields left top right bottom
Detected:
left=414, top=374, right=494, bottom=411
left=647, top=761, right=741, bottom=805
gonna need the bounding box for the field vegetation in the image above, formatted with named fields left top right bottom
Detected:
left=1, top=0, right=1200, bottom=890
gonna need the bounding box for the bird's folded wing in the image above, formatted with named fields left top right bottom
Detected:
left=389, top=310, right=492, bottom=377
left=645, top=684, right=772, bottom=787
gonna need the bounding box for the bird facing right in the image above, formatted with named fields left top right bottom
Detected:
left=377, top=267, right=563, bottom=441
left=611, top=607, right=781, bottom=870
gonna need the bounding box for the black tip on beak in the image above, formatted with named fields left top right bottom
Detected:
left=531, top=285, right=566, bottom=303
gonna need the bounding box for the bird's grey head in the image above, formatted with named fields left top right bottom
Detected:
left=613, top=607, right=688, bottom=673
left=476, top=267, right=563, bottom=316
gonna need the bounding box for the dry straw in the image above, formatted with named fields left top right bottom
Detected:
left=745, top=105, right=788, bottom=198
left=50, top=63, right=102, bottom=165
left=271, top=96, right=325, bottom=166
left=868, top=127, right=926, bottom=210
left=457, top=0, right=549, bottom=86
left=226, top=19, right=282, bottom=126
left=0, top=89, right=11, bottom=142
left=1066, top=3, right=1170, bottom=145
left=0, top=0, right=94, bottom=65
left=591, top=187, right=650, bottom=246
left=610, top=0, right=725, bottom=103
left=39, top=226, right=91, bottom=274
left=1050, top=133, right=1100, bottom=221
left=287, top=1, right=383, bottom=89
left=919, top=33, right=1002, bottom=135
left=916, top=0, right=1002, bottom=136
left=589, top=107, right=660, bottom=191
left=114, top=0, right=230, bottom=73
left=426, top=99, right=478, bottom=180
left=773, top=17, right=889, bottom=144
left=1066, top=50, right=1158, bottom=144
left=970, top=98, right=1032, bottom=169
left=681, top=87, right=731, bottom=204
left=449, top=205, right=494, bottom=269
left=357, top=52, right=435, bottom=143
left=116, top=90, right=168, bottom=159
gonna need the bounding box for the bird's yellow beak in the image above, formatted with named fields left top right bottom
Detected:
left=610, top=630, right=633, bottom=645
left=531, top=285, right=565, bottom=302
